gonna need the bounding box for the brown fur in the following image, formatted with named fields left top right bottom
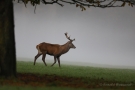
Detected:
left=34, top=41, right=76, bottom=67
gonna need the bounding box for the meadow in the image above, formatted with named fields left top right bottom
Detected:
left=0, top=61, right=135, bottom=90
left=17, top=61, right=135, bottom=83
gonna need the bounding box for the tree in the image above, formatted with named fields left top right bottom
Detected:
left=0, top=0, right=16, bottom=77
left=0, top=0, right=134, bottom=77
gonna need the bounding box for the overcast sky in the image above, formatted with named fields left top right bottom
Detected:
left=13, top=2, right=135, bottom=67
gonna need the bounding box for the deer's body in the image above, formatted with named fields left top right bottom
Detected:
left=37, top=42, right=71, bottom=56
left=34, top=33, right=76, bottom=67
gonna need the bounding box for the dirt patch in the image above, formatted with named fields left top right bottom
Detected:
left=0, top=73, right=134, bottom=89
left=18, top=73, right=96, bottom=88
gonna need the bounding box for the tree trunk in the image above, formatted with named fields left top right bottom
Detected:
left=0, top=0, right=16, bottom=77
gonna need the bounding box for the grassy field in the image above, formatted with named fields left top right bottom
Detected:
left=1, top=61, right=135, bottom=90
left=0, top=86, right=88, bottom=90
left=17, top=61, right=135, bottom=83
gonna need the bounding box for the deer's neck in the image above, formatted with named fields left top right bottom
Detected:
left=60, top=42, right=70, bottom=55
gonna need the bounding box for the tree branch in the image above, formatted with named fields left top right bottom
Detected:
left=14, top=0, right=135, bottom=12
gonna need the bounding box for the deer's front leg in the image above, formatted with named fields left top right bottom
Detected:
left=42, top=52, right=47, bottom=66
left=51, top=56, right=57, bottom=67
left=57, top=56, right=61, bottom=68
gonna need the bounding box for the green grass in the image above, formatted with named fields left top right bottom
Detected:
left=0, top=86, right=134, bottom=90
left=0, top=86, right=88, bottom=90
left=1, top=61, right=135, bottom=90
left=17, top=61, right=135, bottom=83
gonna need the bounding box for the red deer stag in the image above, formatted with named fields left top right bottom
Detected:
left=34, top=32, right=76, bottom=67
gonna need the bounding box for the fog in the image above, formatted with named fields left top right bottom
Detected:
left=14, top=2, right=135, bottom=67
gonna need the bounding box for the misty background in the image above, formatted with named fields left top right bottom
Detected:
left=13, top=2, right=135, bottom=67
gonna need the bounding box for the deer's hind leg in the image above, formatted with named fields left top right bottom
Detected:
left=34, top=44, right=42, bottom=65
left=34, top=53, right=42, bottom=65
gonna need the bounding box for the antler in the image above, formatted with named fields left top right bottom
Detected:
left=65, top=32, right=75, bottom=41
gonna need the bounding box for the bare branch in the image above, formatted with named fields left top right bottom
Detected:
left=14, top=0, right=135, bottom=12
left=59, top=0, right=75, bottom=4
left=34, top=4, right=37, bottom=14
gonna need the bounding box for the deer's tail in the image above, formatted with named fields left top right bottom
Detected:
left=36, top=44, right=42, bottom=54
left=36, top=45, right=38, bottom=50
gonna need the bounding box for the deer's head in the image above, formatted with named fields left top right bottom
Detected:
left=65, top=32, right=76, bottom=49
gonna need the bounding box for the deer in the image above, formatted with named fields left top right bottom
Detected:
left=34, top=32, right=76, bottom=67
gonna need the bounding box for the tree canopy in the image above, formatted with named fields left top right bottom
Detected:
left=15, top=0, right=135, bottom=11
